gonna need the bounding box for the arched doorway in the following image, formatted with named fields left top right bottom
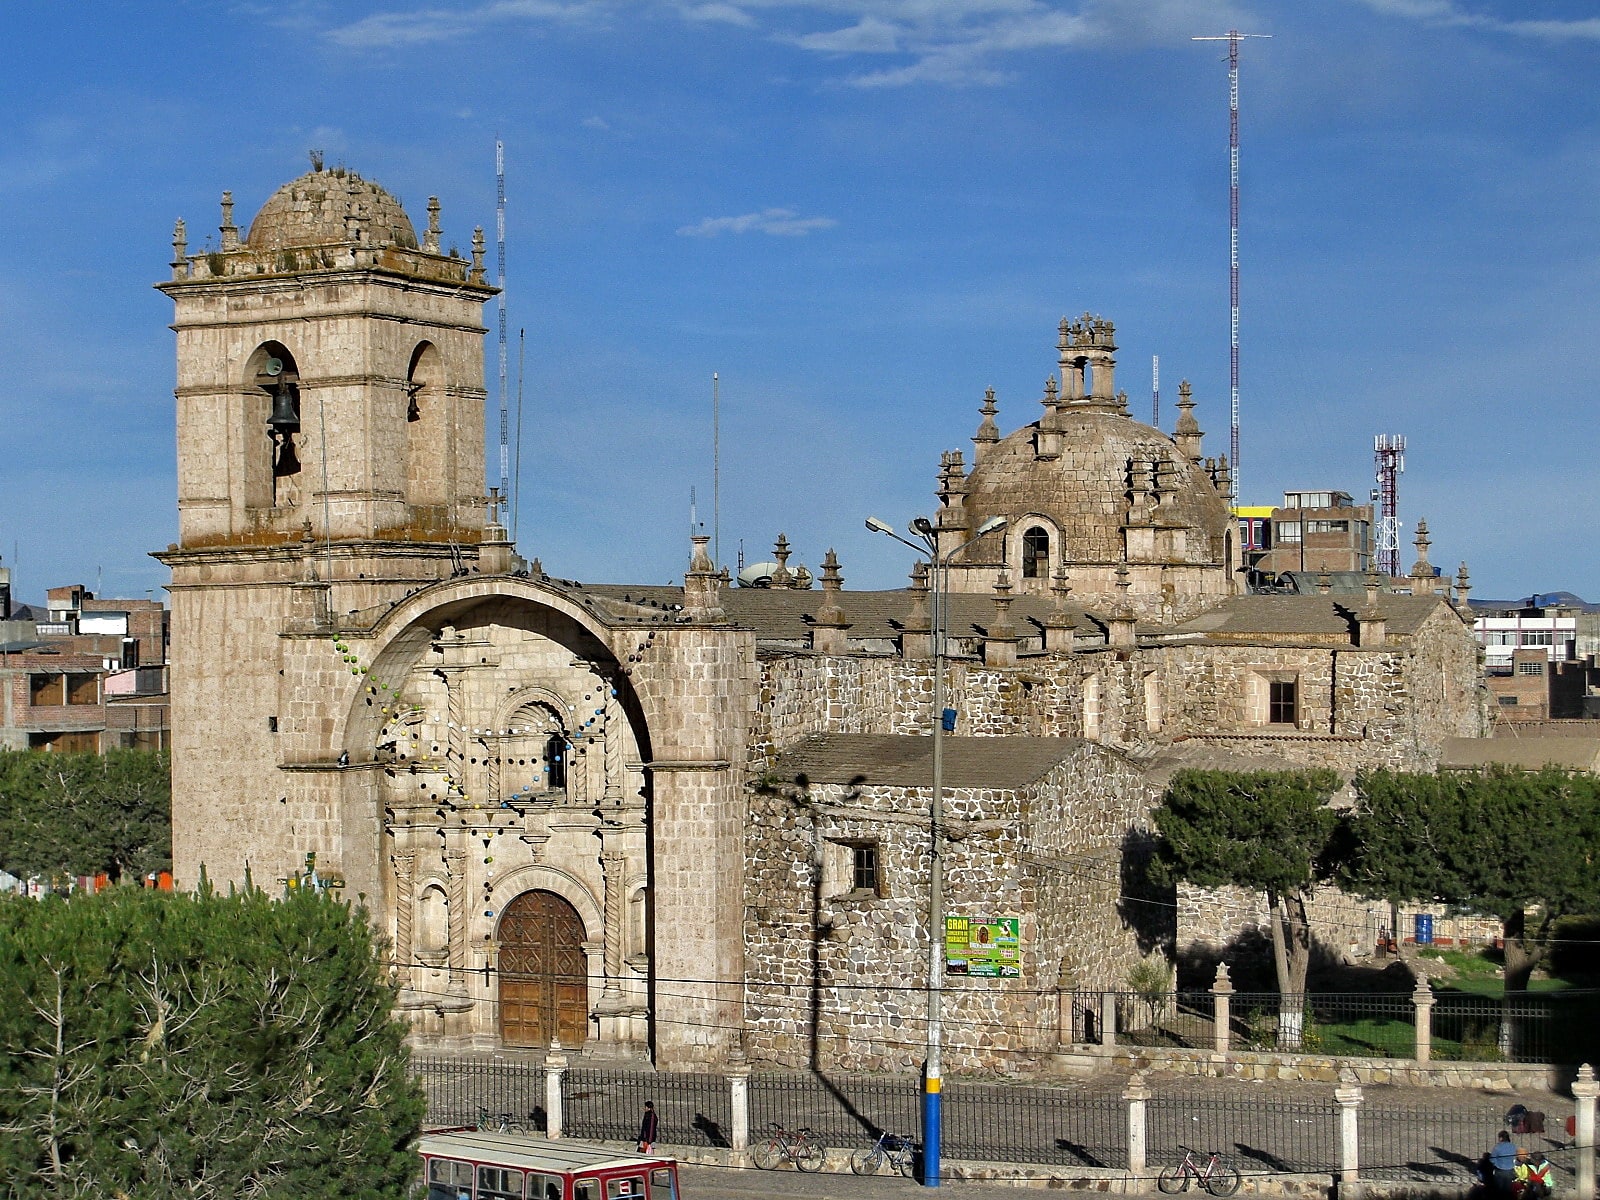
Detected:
left=497, top=890, right=589, bottom=1048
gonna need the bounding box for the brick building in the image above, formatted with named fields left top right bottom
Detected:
left=156, top=165, right=1487, bottom=1072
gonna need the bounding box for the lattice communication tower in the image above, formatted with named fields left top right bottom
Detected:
left=1374, top=434, right=1406, bottom=577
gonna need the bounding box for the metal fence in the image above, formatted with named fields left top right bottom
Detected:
left=412, top=1056, right=1595, bottom=1187
left=1230, top=991, right=1418, bottom=1059
left=414, top=1054, right=547, bottom=1130
left=1149, top=1093, right=1339, bottom=1176
left=564, top=1067, right=731, bottom=1147
left=1113, top=991, right=1217, bottom=1050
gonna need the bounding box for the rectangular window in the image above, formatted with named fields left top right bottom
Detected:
left=1521, top=632, right=1554, bottom=647
left=29, top=674, right=65, bottom=706
left=1517, top=661, right=1545, bottom=676
left=427, top=1158, right=474, bottom=1200
left=478, top=1165, right=525, bottom=1200
left=650, top=1168, right=677, bottom=1200
left=1277, top=522, right=1302, bottom=544
left=852, top=843, right=879, bottom=893
left=1498, top=695, right=1520, bottom=706
left=1268, top=679, right=1298, bottom=726
left=529, top=1176, right=563, bottom=1200
left=67, top=674, right=98, bottom=705
left=607, top=1177, right=646, bottom=1199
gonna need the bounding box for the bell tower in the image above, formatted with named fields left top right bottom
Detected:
left=154, top=163, right=497, bottom=889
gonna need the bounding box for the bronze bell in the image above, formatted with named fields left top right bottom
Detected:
left=266, top=382, right=300, bottom=434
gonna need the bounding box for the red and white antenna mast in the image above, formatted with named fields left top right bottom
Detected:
left=1374, top=434, right=1406, bottom=577
left=1194, top=30, right=1269, bottom=502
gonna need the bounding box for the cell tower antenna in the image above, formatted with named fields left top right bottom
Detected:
left=1374, top=434, right=1406, bottom=577
left=495, top=139, right=509, bottom=504
left=1193, top=29, right=1270, bottom=502
left=1152, top=355, right=1160, bottom=428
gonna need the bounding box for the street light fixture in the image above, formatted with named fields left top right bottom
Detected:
left=865, top=511, right=1006, bottom=1188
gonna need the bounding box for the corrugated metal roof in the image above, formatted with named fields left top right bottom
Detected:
left=1440, top=736, right=1600, bottom=772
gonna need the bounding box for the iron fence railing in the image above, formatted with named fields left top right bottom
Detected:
left=414, top=1054, right=547, bottom=1131
left=1149, top=1093, right=1339, bottom=1177
left=947, top=1082, right=1126, bottom=1168
left=748, top=1073, right=916, bottom=1150
left=564, top=1067, right=732, bottom=1147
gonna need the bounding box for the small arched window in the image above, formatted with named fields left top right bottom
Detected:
left=1021, top=527, right=1050, bottom=579
left=417, top=885, right=448, bottom=953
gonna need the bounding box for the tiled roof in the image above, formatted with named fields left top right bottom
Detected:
left=1169, top=593, right=1449, bottom=639
left=1440, top=736, right=1600, bottom=772
left=580, top=584, right=1102, bottom=643
left=769, top=733, right=1088, bottom=791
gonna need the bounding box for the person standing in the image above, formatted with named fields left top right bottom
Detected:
left=1488, top=1130, right=1520, bottom=1195
left=638, top=1100, right=658, bottom=1153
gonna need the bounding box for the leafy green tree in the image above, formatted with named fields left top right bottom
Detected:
left=0, top=884, right=424, bottom=1199
left=1344, top=766, right=1600, bottom=994
left=0, top=750, right=170, bottom=883
left=1152, top=768, right=1343, bottom=1046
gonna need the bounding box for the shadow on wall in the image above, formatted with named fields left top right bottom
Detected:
left=1117, top=826, right=1175, bottom=957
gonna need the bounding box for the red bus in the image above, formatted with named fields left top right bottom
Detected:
left=418, top=1131, right=681, bottom=1200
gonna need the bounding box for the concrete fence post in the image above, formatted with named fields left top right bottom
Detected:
left=1572, top=1063, right=1598, bottom=1200
left=1412, top=976, right=1435, bottom=1064
left=728, top=1058, right=751, bottom=1153
left=1212, top=962, right=1234, bottom=1056
left=1101, top=990, right=1118, bottom=1049
left=1334, top=1069, right=1364, bottom=1191
left=1124, top=1071, right=1151, bottom=1178
left=545, top=1042, right=568, bottom=1140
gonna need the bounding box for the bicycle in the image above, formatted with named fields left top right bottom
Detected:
left=1157, top=1145, right=1241, bottom=1196
left=751, top=1122, right=826, bottom=1172
left=851, top=1131, right=918, bottom=1177
left=475, top=1105, right=528, bottom=1134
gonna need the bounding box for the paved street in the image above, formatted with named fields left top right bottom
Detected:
left=678, top=1162, right=1073, bottom=1199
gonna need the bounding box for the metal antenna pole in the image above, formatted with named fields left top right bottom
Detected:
left=713, top=372, right=721, bottom=570
left=1152, top=355, right=1160, bottom=428
left=1374, top=434, right=1406, bottom=577
left=513, top=328, right=526, bottom=545
left=496, top=139, right=509, bottom=503
left=1194, top=30, right=1269, bottom=502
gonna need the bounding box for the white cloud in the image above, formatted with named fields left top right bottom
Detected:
left=676, top=207, right=839, bottom=236
left=324, top=0, right=598, bottom=48
left=794, top=16, right=902, bottom=52
left=1351, top=0, right=1600, bottom=41
left=674, top=2, right=759, bottom=24
left=582, top=114, right=611, bottom=129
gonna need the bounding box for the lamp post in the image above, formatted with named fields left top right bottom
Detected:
left=866, top=512, right=1007, bottom=1188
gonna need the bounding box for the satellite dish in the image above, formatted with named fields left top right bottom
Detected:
left=263, top=357, right=284, bottom=377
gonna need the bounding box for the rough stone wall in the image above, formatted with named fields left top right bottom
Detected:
left=742, top=742, right=1157, bottom=1073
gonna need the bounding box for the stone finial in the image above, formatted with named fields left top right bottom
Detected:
left=792, top=563, right=812, bottom=590
left=683, top=533, right=725, bottom=621
left=1109, top=565, right=1137, bottom=648
left=1126, top=456, right=1154, bottom=525
left=984, top=572, right=1018, bottom=668
left=1318, top=571, right=1332, bottom=595
left=902, top=561, right=933, bottom=660
left=1359, top=568, right=1387, bottom=648
left=973, top=386, right=1000, bottom=449
left=1455, top=562, right=1472, bottom=607
left=771, top=534, right=793, bottom=587
left=219, top=191, right=239, bottom=250
left=1174, top=380, right=1203, bottom=463
left=310, top=148, right=325, bottom=173
left=811, top=549, right=849, bottom=654
left=1410, top=517, right=1435, bottom=596
left=171, top=218, right=188, bottom=278
left=424, top=196, right=442, bottom=253
left=1212, top=454, right=1232, bottom=496
left=470, top=226, right=488, bottom=283
left=1042, top=565, right=1078, bottom=653
left=1213, top=961, right=1233, bottom=992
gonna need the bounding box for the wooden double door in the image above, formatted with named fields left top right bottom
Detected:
left=498, top=890, right=589, bottom=1048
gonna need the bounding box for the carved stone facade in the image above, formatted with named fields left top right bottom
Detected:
left=158, top=165, right=1489, bottom=1074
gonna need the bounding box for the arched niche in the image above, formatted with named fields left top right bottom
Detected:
left=243, top=341, right=301, bottom=512
left=405, top=341, right=450, bottom=515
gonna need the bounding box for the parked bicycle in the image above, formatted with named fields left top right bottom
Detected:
left=475, top=1105, right=529, bottom=1134
left=851, top=1131, right=918, bottom=1177
left=751, top=1122, right=826, bottom=1172
left=1157, top=1145, right=1241, bottom=1196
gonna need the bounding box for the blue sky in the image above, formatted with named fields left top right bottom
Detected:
left=2, top=0, right=1597, bottom=605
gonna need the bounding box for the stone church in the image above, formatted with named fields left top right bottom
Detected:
left=156, top=165, right=1487, bottom=1074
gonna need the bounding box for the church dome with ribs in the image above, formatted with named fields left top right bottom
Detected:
left=247, top=166, right=418, bottom=251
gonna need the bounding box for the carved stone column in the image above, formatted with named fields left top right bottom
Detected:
left=392, top=850, right=415, bottom=986
left=446, top=848, right=468, bottom=989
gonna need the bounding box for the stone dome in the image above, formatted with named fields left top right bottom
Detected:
left=247, top=167, right=418, bottom=252
left=962, top=407, right=1231, bottom=567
